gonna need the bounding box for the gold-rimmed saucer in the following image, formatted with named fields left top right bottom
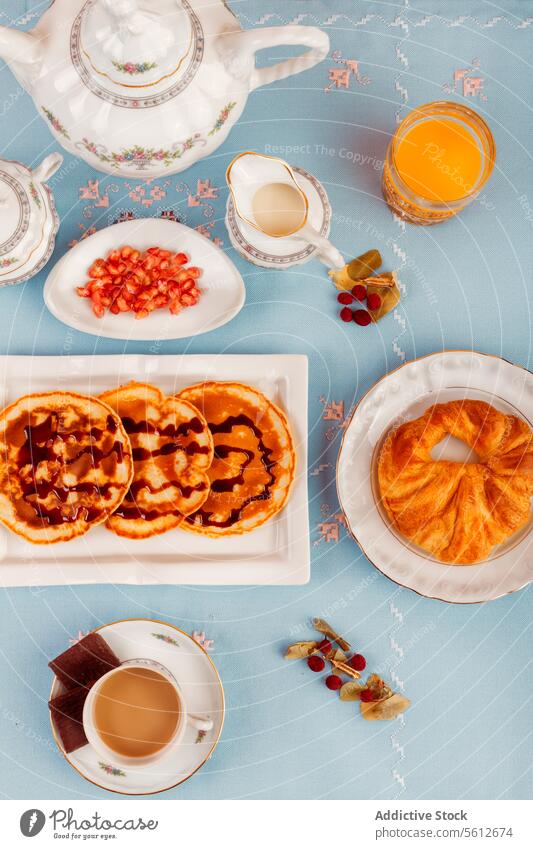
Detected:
left=336, top=350, right=533, bottom=604
left=49, top=618, right=225, bottom=795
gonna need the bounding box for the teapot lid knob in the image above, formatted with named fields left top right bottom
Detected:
left=80, top=0, right=193, bottom=87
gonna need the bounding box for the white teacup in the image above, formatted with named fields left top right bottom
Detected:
left=83, top=658, right=213, bottom=766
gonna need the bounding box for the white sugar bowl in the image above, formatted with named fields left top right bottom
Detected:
left=0, top=152, right=62, bottom=287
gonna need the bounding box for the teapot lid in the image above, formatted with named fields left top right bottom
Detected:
left=0, top=165, right=32, bottom=258
left=71, top=0, right=204, bottom=109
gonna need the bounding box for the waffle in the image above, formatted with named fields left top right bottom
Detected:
left=176, top=381, right=296, bottom=536
left=0, top=391, right=133, bottom=544
left=100, top=382, right=213, bottom=538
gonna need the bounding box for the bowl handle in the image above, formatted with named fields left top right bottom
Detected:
left=32, top=152, right=63, bottom=184
left=241, top=26, right=329, bottom=91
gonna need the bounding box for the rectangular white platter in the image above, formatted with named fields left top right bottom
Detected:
left=0, top=354, right=309, bottom=586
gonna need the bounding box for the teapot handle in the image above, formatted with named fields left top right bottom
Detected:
left=32, top=152, right=63, bottom=184
left=241, top=26, right=329, bottom=91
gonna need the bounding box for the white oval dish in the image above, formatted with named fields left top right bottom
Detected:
left=44, top=218, right=245, bottom=341
left=337, top=350, right=533, bottom=604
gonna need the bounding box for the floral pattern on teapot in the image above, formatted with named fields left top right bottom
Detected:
left=73, top=101, right=236, bottom=171
left=111, top=61, right=158, bottom=76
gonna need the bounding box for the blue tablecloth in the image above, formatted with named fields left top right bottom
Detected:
left=0, top=0, right=531, bottom=800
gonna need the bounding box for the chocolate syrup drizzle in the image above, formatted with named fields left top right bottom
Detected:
left=190, top=414, right=277, bottom=529
left=16, top=413, right=125, bottom=526
left=114, top=479, right=207, bottom=522
left=115, top=415, right=208, bottom=522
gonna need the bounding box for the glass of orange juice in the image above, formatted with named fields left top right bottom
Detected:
left=382, top=101, right=495, bottom=224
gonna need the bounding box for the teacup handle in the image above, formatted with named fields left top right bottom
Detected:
left=187, top=713, right=213, bottom=733
left=32, top=152, right=63, bottom=184
left=241, top=26, right=329, bottom=91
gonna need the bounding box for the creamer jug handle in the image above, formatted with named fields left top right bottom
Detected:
left=298, top=223, right=345, bottom=270
left=239, top=26, right=329, bottom=91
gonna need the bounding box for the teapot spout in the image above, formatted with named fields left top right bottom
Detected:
left=0, top=26, right=42, bottom=73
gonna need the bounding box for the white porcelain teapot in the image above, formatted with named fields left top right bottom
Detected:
left=0, top=153, right=62, bottom=287
left=0, top=0, right=329, bottom=179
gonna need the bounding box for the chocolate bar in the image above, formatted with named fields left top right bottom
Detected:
left=48, top=632, right=120, bottom=690
left=49, top=682, right=95, bottom=753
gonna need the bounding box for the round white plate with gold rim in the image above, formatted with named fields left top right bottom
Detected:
left=337, top=351, right=533, bottom=603
left=49, top=619, right=224, bottom=795
left=44, top=218, right=245, bottom=341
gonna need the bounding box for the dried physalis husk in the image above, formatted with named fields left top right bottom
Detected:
left=365, top=272, right=400, bottom=322
left=360, top=694, right=411, bottom=721
left=330, top=659, right=360, bottom=680
left=365, top=673, right=393, bottom=701
left=340, top=681, right=364, bottom=701
left=313, top=618, right=351, bottom=652
left=329, top=249, right=382, bottom=291
left=284, top=641, right=319, bottom=660
left=327, top=647, right=348, bottom=664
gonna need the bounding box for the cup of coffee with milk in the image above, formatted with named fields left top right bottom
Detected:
left=83, top=658, right=213, bottom=765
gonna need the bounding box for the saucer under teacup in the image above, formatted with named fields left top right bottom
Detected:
left=225, top=166, right=331, bottom=268
left=49, top=619, right=224, bottom=795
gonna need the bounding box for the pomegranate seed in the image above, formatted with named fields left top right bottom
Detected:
left=351, top=284, right=367, bottom=301
left=337, top=292, right=354, bottom=305
left=360, top=688, right=376, bottom=702
left=339, top=307, right=353, bottom=323
left=349, top=654, right=367, bottom=672
left=307, top=655, right=326, bottom=672
left=325, top=675, right=342, bottom=691
left=75, top=245, right=202, bottom=320
left=367, top=292, right=382, bottom=311
left=318, top=639, right=332, bottom=654
left=353, top=309, right=372, bottom=327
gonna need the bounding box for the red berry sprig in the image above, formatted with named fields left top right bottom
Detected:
left=336, top=284, right=382, bottom=326
left=367, top=292, right=382, bottom=311
left=360, top=688, right=377, bottom=703
left=307, top=655, right=325, bottom=672
left=351, top=284, right=367, bottom=301
left=284, top=620, right=410, bottom=721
